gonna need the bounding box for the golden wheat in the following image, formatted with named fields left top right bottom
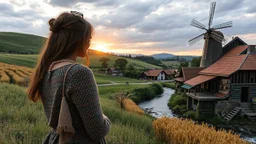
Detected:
left=153, top=117, right=248, bottom=144
left=15, top=70, right=28, bottom=78
left=122, top=98, right=144, bottom=115
left=0, top=71, right=10, bottom=83
left=0, top=62, right=32, bottom=85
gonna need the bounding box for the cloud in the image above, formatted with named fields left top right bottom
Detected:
left=48, top=0, right=121, bottom=7
left=1, top=0, right=256, bottom=55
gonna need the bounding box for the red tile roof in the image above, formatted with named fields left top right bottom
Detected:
left=164, top=69, right=177, bottom=75
left=144, top=70, right=164, bottom=77
left=199, top=45, right=248, bottom=77
left=182, top=67, right=205, bottom=81
left=174, top=77, right=184, bottom=82
left=224, top=45, right=248, bottom=57
left=185, top=75, right=216, bottom=86
left=240, top=54, right=256, bottom=70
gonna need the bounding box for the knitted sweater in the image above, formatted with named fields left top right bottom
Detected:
left=40, top=64, right=111, bottom=144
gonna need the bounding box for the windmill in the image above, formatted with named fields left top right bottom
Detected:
left=189, top=2, right=232, bottom=67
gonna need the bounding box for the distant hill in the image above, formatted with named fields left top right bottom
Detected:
left=151, top=53, right=175, bottom=59
left=0, top=32, right=46, bottom=54
left=152, top=53, right=198, bottom=61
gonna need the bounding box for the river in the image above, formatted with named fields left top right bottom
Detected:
left=139, top=87, right=175, bottom=118
left=138, top=87, right=256, bottom=143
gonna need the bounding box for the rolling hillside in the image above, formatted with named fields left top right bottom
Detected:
left=0, top=32, right=45, bottom=54
left=0, top=32, right=161, bottom=69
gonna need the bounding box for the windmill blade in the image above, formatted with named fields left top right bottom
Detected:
left=208, top=2, right=216, bottom=29
left=191, top=19, right=207, bottom=30
left=212, top=21, right=232, bottom=30
left=211, top=31, right=228, bottom=44
left=188, top=33, right=205, bottom=46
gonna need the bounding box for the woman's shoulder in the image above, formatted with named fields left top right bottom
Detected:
left=69, top=64, right=93, bottom=77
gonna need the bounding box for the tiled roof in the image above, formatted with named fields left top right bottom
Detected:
left=182, top=67, right=205, bottom=81
left=224, top=45, right=248, bottom=57
left=144, top=70, right=164, bottom=77
left=174, top=77, right=184, bottom=82
left=199, top=45, right=248, bottom=77
left=240, top=54, right=256, bottom=70
left=184, top=75, right=216, bottom=86
left=163, top=69, right=177, bottom=75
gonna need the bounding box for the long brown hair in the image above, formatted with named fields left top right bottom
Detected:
left=27, top=12, right=93, bottom=102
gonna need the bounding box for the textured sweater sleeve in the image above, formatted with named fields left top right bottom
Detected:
left=67, top=65, right=111, bottom=140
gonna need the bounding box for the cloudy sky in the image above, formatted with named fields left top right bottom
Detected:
left=0, top=0, right=256, bottom=55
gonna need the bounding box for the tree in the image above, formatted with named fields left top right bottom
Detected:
left=178, top=61, right=189, bottom=72
left=114, top=58, right=128, bottom=72
left=127, top=64, right=135, bottom=71
left=191, top=57, right=201, bottom=67
left=99, top=57, right=110, bottom=68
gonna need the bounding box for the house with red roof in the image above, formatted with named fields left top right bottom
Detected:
left=106, top=68, right=123, bottom=76
left=139, top=69, right=172, bottom=80
left=174, top=67, right=205, bottom=91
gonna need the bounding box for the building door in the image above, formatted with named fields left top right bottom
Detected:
left=241, top=87, right=249, bottom=102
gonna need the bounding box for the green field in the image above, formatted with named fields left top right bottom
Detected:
left=0, top=83, right=161, bottom=144
left=0, top=32, right=45, bottom=54
left=95, top=73, right=142, bottom=84
left=161, top=61, right=180, bottom=68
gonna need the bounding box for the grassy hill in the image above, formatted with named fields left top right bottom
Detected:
left=0, top=32, right=45, bottom=54
left=161, top=61, right=180, bottom=69
left=0, top=32, right=161, bottom=69
left=0, top=52, right=161, bottom=70
left=0, top=51, right=161, bottom=70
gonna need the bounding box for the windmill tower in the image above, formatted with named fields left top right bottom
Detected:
left=189, top=2, right=232, bottom=67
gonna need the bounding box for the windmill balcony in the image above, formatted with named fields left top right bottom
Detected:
left=187, top=91, right=229, bottom=100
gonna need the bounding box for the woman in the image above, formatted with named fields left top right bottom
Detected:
left=27, top=11, right=111, bottom=144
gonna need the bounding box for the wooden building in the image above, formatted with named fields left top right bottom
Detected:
left=139, top=69, right=168, bottom=80
left=164, top=69, right=178, bottom=80
left=174, top=67, right=205, bottom=91
left=182, top=45, right=256, bottom=119
left=106, top=68, right=123, bottom=76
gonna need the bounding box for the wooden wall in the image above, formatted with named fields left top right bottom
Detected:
left=230, top=83, right=256, bottom=101
left=197, top=100, right=216, bottom=116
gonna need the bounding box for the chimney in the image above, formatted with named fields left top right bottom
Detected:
left=247, top=45, right=256, bottom=54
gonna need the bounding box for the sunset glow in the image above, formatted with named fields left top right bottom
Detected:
left=92, top=44, right=111, bottom=53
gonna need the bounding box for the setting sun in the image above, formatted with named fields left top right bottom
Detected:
left=92, top=44, right=111, bottom=53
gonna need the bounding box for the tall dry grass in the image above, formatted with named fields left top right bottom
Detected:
left=153, top=117, right=248, bottom=144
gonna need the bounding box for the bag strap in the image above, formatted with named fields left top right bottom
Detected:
left=62, top=64, right=78, bottom=98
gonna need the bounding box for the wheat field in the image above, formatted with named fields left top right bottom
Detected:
left=153, top=117, right=248, bottom=144
left=0, top=62, right=33, bottom=86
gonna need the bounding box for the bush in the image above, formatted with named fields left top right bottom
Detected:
left=151, top=83, right=163, bottom=95
left=168, top=93, right=187, bottom=108
left=173, top=105, right=187, bottom=113
left=183, top=111, right=197, bottom=119
left=161, top=82, right=175, bottom=89
left=129, top=83, right=163, bottom=103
